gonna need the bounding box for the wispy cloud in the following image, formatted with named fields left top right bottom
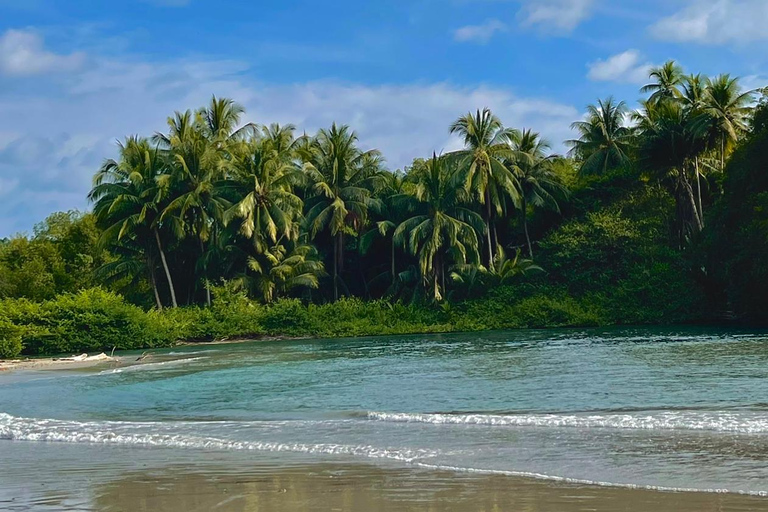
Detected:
left=587, top=50, right=653, bottom=84
left=0, top=29, right=85, bottom=76
left=0, top=49, right=578, bottom=235
left=454, top=19, right=507, bottom=44
left=519, top=0, right=595, bottom=33
left=650, top=0, right=768, bottom=44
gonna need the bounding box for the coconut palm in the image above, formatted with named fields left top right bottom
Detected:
left=567, top=97, right=634, bottom=175
left=89, top=136, right=178, bottom=308
left=635, top=100, right=703, bottom=241
left=199, top=95, right=254, bottom=147
left=448, top=108, right=520, bottom=265
left=156, top=110, right=227, bottom=306
left=359, top=170, right=411, bottom=289
left=505, top=129, right=567, bottom=258
left=246, top=239, right=326, bottom=303
left=641, top=60, right=684, bottom=105
left=692, top=74, right=754, bottom=172
left=223, top=124, right=304, bottom=253
left=301, top=123, right=383, bottom=300
left=393, top=154, right=484, bottom=301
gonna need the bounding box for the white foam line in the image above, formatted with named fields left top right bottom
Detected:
left=98, top=357, right=206, bottom=374
left=413, top=463, right=768, bottom=497
left=3, top=413, right=766, bottom=497
left=367, top=411, right=768, bottom=434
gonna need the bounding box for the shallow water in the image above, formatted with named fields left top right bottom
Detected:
left=2, top=327, right=768, bottom=509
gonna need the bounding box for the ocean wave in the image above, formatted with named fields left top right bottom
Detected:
left=366, top=410, right=768, bottom=434
left=0, top=413, right=432, bottom=462
left=2, top=412, right=766, bottom=497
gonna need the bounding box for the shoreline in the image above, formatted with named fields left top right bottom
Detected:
left=2, top=323, right=765, bottom=373
left=61, top=460, right=768, bottom=511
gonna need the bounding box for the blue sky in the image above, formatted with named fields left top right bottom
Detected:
left=1, top=0, right=767, bottom=235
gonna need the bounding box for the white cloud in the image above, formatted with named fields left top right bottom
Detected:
left=519, top=0, right=594, bottom=32
left=0, top=53, right=578, bottom=235
left=0, top=29, right=85, bottom=76
left=587, top=50, right=653, bottom=84
left=650, top=0, right=768, bottom=44
left=454, top=19, right=507, bottom=43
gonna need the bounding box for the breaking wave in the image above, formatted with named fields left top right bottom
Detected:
left=366, top=410, right=768, bottom=434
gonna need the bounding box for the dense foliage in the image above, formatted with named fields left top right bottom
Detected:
left=1, top=62, right=765, bottom=358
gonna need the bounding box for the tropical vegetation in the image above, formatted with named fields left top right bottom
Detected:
left=1, top=63, right=766, bottom=358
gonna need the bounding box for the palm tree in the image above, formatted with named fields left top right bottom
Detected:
left=635, top=100, right=703, bottom=241
left=641, top=60, right=684, bottom=105
left=156, top=109, right=227, bottom=306
left=393, top=154, right=484, bottom=301
left=681, top=73, right=709, bottom=214
left=505, top=129, right=567, bottom=258
left=359, top=170, right=409, bottom=287
left=567, top=97, right=634, bottom=175
left=448, top=108, right=520, bottom=265
left=692, top=74, right=754, bottom=172
left=245, top=239, right=326, bottom=303
left=200, top=95, right=254, bottom=147
left=300, top=123, right=383, bottom=300
left=487, top=247, right=542, bottom=284
left=223, top=124, right=304, bottom=254
left=89, top=136, right=178, bottom=308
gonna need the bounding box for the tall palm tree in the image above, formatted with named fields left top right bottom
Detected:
left=359, top=170, right=408, bottom=286
left=156, top=110, right=227, bottom=306
left=223, top=124, right=304, bottom=254
left=393, top=154, right=484, bottom=301
left=89, top=136, right=178, bottom=308
left=635, top=100, right=703, bottom=241
left=680, top=74, right=709, bottom=214
left=200, top=96, right=254, bottom=147
left=567, top=97, right=634, bottom=175
left=692, top=74, right=754, bottom=172
left=505, top=129, right=567, bottom=258
left=641, top=60, right=685, bottom=105
left=300, top=123, right=383, bottom=300
left=449, top=108, right=520, bottom=265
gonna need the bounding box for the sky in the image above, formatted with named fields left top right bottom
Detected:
left=1, top=0, right=767, bottom=236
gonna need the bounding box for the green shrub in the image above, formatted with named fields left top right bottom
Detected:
left=6, top=288, right=176, bottom=355
left=0, top=318, right=23, bottom=359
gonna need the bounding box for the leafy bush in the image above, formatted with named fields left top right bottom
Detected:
left=2, top=288, right=176, bottom=356
left=0, top=318, right=23, bottom=359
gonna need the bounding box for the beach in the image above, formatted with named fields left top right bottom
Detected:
left=2, top=328, right=768, bottom=511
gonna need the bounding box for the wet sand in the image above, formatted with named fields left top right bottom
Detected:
left=91, top=463, right=768, bottom=512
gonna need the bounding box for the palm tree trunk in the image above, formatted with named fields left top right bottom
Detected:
left=149, top=263, right=163, bottom=311
left=333, top=232, right=340, bottom=301
left=154, top=227, right=178, bottom=308
left=695, top=157, right=704, bottom=226
left=433, top=253, right=441, bottom=301
left=680, top=170, right=703, bottom=235
left=522, top=197, right=533, bottom=259
left=391, top=240, right=396, bottom=282
left=199, top=237, right=211, bottom=307
left=721, top=137, right=726, bottom=172
left=484, top=190, right=494, bottom=266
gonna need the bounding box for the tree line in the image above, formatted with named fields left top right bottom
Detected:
left=1, top=60, right=762, bottom=319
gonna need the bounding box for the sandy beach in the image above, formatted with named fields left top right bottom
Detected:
left=91, top=463, right=768, bottom=512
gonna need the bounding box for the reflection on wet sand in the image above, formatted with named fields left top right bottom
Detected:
left=94, top=463, right=768, bottom=512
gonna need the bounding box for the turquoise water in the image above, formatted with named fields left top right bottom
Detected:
left=2, top=327, right=768, bottom=505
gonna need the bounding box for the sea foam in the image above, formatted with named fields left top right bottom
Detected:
left=366, top=410, right=768, bottom=434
